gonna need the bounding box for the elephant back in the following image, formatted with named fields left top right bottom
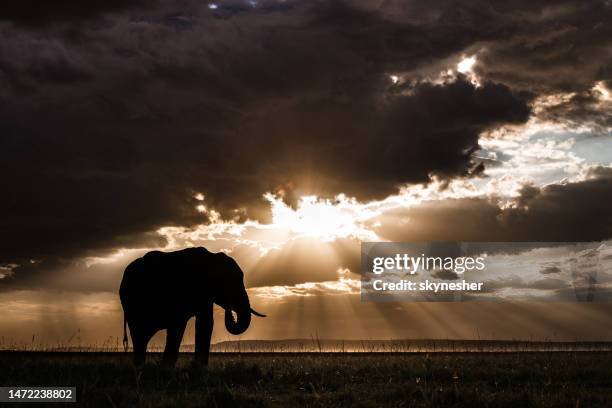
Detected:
left=119, top=247, right=215, bottom=314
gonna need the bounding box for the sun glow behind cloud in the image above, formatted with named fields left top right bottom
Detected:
left=264, top=193, right=379, bottom=242
left=593, top=81, right=610, bottom=102
left=457, top=56, right=476, bottom=74
left=457, top=55, right=480, bottom=86
left=149, top=176, right=498, bottom=256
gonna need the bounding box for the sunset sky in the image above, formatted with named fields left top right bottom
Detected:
left=1, top=0, right=612, bottom=346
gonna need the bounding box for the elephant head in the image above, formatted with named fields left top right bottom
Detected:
left=214, top=254, right=266, bottom=335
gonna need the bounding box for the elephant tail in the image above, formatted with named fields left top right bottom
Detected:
left=122, top=316, right=128, bottom=352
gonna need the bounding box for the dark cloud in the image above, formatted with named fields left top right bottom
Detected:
left=473, top=1, right=612, bottom=129
left=536, top=85, right=612, bottom=131
left=476, top=1, right=612, bottom=94
left=501, top=173, right=612, bottom=241
left=374, top=166, right=612, bottom=242
left=0, top=0, right=535, bottom=265
left=0, top=1, right=145, bottom=25
left=236, top=77, right=529, bottom=200
left=0, top=0, right=608, bottom=272
left=540, top=265, right=562, bottom=275
left=431, top=269, right=460, bottom=281
left=0, top=256, right=127, bottom=293
left=373, top=197, right=505, bottom=242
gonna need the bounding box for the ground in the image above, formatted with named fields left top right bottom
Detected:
left=1, top=352, right=612, bottom=407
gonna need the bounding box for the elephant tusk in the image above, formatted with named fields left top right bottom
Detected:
left=250, top=308, right=266, bottom=317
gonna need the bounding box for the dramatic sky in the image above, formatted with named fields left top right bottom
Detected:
left=1, top=0, right=612, bottom=347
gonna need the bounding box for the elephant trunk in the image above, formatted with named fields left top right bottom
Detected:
left=224, top=305, right=251, bottom=335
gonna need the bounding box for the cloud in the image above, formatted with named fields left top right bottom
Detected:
left=0, top=249, right=149, bottom=293
left=0, top=0, right=537, bottom=265
left=501, top=170, right=612, bottom=241
left=0, top=0, right=145, bottom=25
left=431, top=269, right=460, bottom=281
left=476, top=1, right=611, bottom=95
left=474, top=1, right=611, bottom=131
left=374, top=165, right=612, bottom=242
left=249, top=277, right=360, bottom=299
left=372, top=197, right=505, bottom=242
left=534, top=83, right=612, bottom=131
left=0, top=0, right=609, bottom=280
left=3, top=165, right=612, bottom=293
left=540, top=265, right=562, bottom=275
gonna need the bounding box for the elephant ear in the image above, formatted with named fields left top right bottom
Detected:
left=214, top=253, right=244, bottom=281
left=227, top=256, right=245, bottom=279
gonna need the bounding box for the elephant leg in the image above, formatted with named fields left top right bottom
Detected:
left=130, top=324, right=154, bottom=366
left=195, top=305, right=214, bottom=365
left=163, top=321, right=187, bottom=366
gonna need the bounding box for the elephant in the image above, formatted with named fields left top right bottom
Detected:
left=119, top=247, right=265, bottom=366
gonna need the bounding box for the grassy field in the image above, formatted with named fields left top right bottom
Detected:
left=1, top=352, right=612, bottom=407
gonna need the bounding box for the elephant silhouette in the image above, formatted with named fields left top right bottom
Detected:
left=119, top=247, right=265, bottom=366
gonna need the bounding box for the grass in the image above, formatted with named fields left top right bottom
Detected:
left=5, top=338, right=612, bottom=353
left=1, top=351, right=612, bottom=407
